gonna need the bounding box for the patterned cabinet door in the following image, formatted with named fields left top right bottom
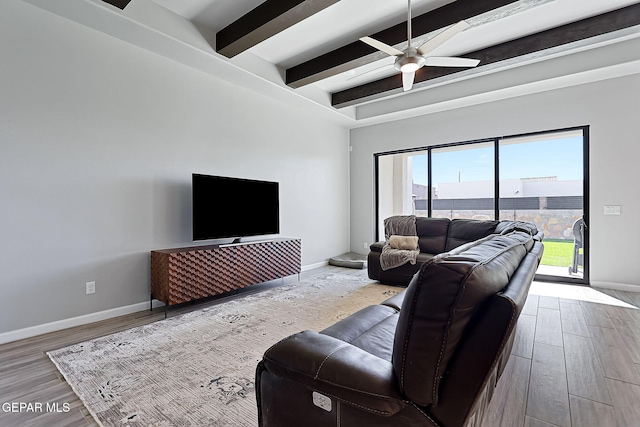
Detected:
left=234, top=240, right=301, bottom=287
left=234, top=243, right=263, bottom=289
left=167, top=249, right=218, bottom=305
left=211, top=246, right=238, bottom=293
left=151, top=239, right=301, bottom=306
left=260, top=239, right=301, bottom=280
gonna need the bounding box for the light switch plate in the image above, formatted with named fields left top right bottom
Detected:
left=604, top=205, right=621, bottom=215
left=312, top=391, right=332, bottom=412
left=86, top=281, right=96, bottom=294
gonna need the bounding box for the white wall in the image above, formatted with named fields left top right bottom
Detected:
left=0, top=2, right=350, bottom=335
left=350, top=74, right=640, bottom=289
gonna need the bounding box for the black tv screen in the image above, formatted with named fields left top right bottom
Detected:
left=192, top=174, right=279, bottom=241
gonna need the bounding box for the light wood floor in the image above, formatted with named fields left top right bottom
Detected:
left=483, top=281, right=640, bottom=427
left=1, top=266, right=639, bottom=426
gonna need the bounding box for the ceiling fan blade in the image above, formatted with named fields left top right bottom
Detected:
left=417, top=20, right=470, bottom=56
left=402, top=71, right=415, bottom=91
left=424, top=56, right=480, bottom=67
left=360, top=36, right=404, bottom=57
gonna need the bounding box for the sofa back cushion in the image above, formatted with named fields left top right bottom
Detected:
left=444, top=219, right=499, bottom=251
left=415, top=217, right=450, bottom=254
left=391, top=231, right=532, bottom=407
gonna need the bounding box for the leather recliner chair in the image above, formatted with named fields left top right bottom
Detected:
left=256, top=230, right=543, bottom=427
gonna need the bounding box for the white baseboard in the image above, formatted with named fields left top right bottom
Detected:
left=0, top=299, right=165, bottom=345
left=1, top=262, right=332, bottom=345
left=302, top=260, right=329, bottom=271
left=590, top=281, right=640, bottom=292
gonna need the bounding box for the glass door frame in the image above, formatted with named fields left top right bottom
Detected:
left=373, top=126, right=590, bottom=285
left=529, top=127, right=589, bottom=286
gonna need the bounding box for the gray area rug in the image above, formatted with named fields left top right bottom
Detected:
left=48, top=273, right=400, bottom=426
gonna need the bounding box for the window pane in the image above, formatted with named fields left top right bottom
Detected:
left=432, top=142, right=495, bottom=220
left=411, top=153, right=429, bottom=217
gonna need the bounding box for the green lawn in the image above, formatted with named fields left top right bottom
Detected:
left=541, top=239, right=579, bottom=267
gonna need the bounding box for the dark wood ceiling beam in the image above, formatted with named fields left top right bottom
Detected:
left=101, top=0, right=131, bottom=9
left=216, top=0, right=340, bottom=58
left=285, top=0, right=519, bottom=88
left=332, top=2, right=640, bottom=108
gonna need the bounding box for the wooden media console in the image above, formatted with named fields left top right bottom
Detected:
left=150, top=238, right=301, bottom=316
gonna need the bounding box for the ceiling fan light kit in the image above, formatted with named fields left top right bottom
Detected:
left=358, top=0, right=480, bottom=92
left=395, top=49, right=426, bottom=73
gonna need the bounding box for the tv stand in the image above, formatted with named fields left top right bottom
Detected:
left=150, top=238, right=301, bottom=317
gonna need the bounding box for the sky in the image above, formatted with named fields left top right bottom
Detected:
left=411, top=135, right=583, bottom=186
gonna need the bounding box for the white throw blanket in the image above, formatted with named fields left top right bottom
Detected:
left=380, top=215, right=420, bottom=271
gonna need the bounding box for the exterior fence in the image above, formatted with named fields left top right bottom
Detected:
left=412, top=196, right=583, bottom=240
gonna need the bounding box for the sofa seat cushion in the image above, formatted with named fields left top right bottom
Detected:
left=392, top=231, right=533, bottom=407
left=321, top=305, right=398, bottom=362
left=348, top=315, right=398, bottom=362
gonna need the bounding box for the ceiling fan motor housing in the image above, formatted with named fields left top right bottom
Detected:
left=394, top=48, right=426, bottom=73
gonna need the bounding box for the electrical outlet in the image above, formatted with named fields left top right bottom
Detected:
left=364, top=242, right=368, bottom=249
left=86, top=281, right=96, bottom=294
left=604, top=205, right=621, bottom=215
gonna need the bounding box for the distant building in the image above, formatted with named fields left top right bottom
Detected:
left=412, top=182, right=428, bottom=198
left=436, top=176, right=582, bottom=199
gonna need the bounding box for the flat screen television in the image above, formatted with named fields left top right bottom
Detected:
left=192, top=174, right=279, bottom=241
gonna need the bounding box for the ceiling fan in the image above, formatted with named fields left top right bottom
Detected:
left=359, top=0, right=480, bottom=91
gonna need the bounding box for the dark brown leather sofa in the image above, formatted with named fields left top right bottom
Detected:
left=368, top=218, right=543, bottom=286
left=255, top=228, right=543, bottom=427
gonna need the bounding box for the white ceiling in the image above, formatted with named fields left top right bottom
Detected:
left=143, top=0, right=640, bottom=91
left=21, top=0, right=640, bottom=125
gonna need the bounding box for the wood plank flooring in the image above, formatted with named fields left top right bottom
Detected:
left=1, top=266, right=639, bottom=426
left=484, top=283, right=640, bottom=427
left=0, top=266, right=358, bottom=426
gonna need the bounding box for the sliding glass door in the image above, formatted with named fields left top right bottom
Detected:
left=376, top=150, right=428, bottom=240
left=499, top=130, right=587, bottom=283
left=375, top=127, right=588, bottom=284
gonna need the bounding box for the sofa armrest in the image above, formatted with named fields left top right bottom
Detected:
left=262, top=330, right=406, bottom=415
left=380, top=289, right=407, bottom=311
left=369, top=241, right=385, bottom=252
